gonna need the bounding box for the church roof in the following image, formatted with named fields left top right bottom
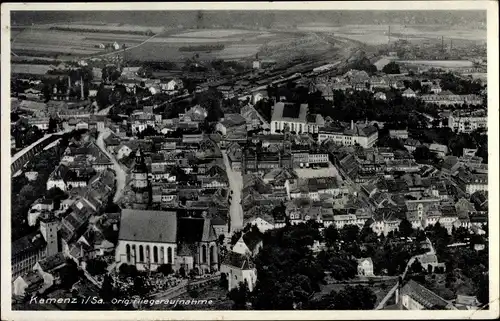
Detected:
left=177, top=217, right=216, bottom=244
left=119, top=209, right=177, bottom=243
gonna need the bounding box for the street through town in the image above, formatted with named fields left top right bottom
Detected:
left=96, top=130, right=128, bottom=203
left=221, top=149, right=244, bottom=233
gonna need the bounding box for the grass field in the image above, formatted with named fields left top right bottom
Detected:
left=297, top=24, right=486, bottom=45
left=397, top=60, right=475, bottom=68
left=11, top=64, right=52, bottom=75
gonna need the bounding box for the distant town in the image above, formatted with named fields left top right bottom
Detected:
left=9, top=10, right=488, bottom=312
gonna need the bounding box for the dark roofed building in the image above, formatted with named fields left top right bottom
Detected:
left=115, top=209, right=219, bottom=274
left=400, top=280, right=457, bottom=310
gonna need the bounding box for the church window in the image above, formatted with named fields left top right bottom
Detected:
left=202, top=244, right=207, bottom=263
left=167, top=247, right=173, bottom=264
left=153, top=246, right=158, bottom=263
left=139, top=245, right=144, bottom=262
left=126, top=244, right=131, bottom=262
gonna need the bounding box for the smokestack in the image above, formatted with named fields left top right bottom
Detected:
left=351, top=120, right=354, bottom=130
left=80, top=76, right=84, bottom=100
left=67, top=76, right=71, bottom=100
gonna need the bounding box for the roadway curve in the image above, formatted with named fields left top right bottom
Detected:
left=96, top=129, right=127, bottom=203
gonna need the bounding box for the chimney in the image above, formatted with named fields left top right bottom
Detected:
left=80, top=76, right=84, bottom=100
left=351, top=120, right=354, bottom=130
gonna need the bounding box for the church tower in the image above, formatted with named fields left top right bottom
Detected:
left=40, top=212, right=59, bottom=257
left=131, top=149, right=150, bottom=209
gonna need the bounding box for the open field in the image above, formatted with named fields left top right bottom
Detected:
left=297, top=24, right=486, bottom=45
left=172, top=29, right=259, bottom=38
left=397, top=60, right=474, bottom=68
left=50, top=23, right=165, bottom=34
left=11, top=64, right=52, bottom=75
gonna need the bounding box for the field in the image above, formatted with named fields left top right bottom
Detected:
left=10, top=24, right=331, bottom=63
left=397, top=60, right=474, bottom=68
left=11, top=64, right=52, bottom=75
left=297, top=24, right=486, bottom=45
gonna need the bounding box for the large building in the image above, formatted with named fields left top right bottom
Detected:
left=318, top=121, right=378, bottom=148
left=270, top=102, right=324, bottom=134
left=448, top=110, right=487, bottom=133
left=115, top=209, right=219, bottom=274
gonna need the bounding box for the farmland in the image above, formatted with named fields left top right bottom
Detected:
left=10, top=24, right=331, bottom=63
left=397, top=60, right=475, bottom=68
left=297, top=23, right=486, bottom=45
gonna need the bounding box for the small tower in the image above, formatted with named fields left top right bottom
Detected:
left=40, top=212, right=59, bottom=257
left=132, top=149, right=148, bottom=189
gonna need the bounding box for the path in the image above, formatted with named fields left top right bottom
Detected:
left=96, top=129, right=127, bottom=203
left=221, top=149, right=244, bottom=233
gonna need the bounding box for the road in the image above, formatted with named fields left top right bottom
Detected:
left=221, top=149, right=244, bottom=233
left=96, top=129, right=127, bottom=203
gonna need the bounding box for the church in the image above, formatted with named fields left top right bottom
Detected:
left=115, top=209, right=219, bottom=275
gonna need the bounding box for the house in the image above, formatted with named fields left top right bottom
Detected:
left=374, top=92, right=387, bottom=101
left=211, top=216, right=229, bottom=238
left=33, top=253, right=67, bottom=287
left=318, top=121, right=378, bottom=148
left=11, top=233, right=47, bottom=279
left=115, top=210, right=219, bottom=274
left=25, top=171, right=39, bottom=182
left=392, top=80, right=406, bottom=90
left=357, top=257, right=374, bottom=276
left=248, top=217, right=276, bottom=233
left=232, top=230, right=263, bottom=258
left=429, top=143, right=448, bottom=158
left=399, top=280, right=457, bottom=310
left=404, top=138, right=422, bottom=153
left=216, top=114, right=247, bottom=136
left=402, top=88, right=417, bottom=98
left=389, top=129, right=409, bottom=140
left=430, top=84, right=442, bottom=94
left=220, top=251, right=257, bottom=292
left=46, top=164, right=90, bottom=191
left=416, top=254, right=446, bottom=273
left=448, top=110, right=487, bottom=134
left=455, top=170, right=488, bottom=195
left=160, top=79, right=183, bottom=92
left=12, top=271, right=46, bottom=297
left=454, top=295, right=481, bottom=310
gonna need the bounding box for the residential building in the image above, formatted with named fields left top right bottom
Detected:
left=220, top=251, right=257, bottom=292
left=357, top=257, right=374, bottom=276
left=399, top=280, right=457, bottom=310
left=448, top=110, right=487, bottom=133
left=389, top=129, right=409, bottom=140
left=318, top=121, right=378, bottom=148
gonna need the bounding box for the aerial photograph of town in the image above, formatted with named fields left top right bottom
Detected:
left=5, top=6, right=493, bottom=315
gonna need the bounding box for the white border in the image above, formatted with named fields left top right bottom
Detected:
left=1, top=2, right=498, bottom=320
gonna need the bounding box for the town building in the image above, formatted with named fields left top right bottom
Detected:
left=270, top=102, right=324, bottom=134
left=115, top=209, right=219, bottom=274
left=318, top=121, right=378, bottom=148
left=448, top=110, right=487, bottom=133
left=220, top=251, right=257, bottom=292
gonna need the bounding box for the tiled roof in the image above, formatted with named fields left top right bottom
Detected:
left=119, top=209, right=177, bottom=243
left=37, top=253, right=66, bottom=272
left=222, top=251, right=254, bottom=270
left=402, top=280, right=452, bottom=309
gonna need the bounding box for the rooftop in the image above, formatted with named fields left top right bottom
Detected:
left=119, top=209, right=177, bottom=243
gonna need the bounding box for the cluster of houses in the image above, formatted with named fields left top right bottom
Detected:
left=312, top=69, right=484, bottom=107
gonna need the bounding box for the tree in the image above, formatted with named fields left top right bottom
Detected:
left=86, top=259, right=108, bottom=276
left=382, top=61, right=400, bottom=74
left=398, top=219, right=413, bottom=238
left=330, top=285, right=377, bottom=310
left=133, top=277, right=147, bottom=296
left=229, top=281, right=249, bottom=310
left=158, top=264, right=173, bottom=276
left=218, top=234, right=225, bottom=245
left=59, top=259, right=81, bottom=289
left=410, top=259, right=424, bottom=274
left=100, top=275, right=115, bottom=303
left=413, top=145, right=434, bottom=163
left=340, top=224, right=360, bottom=243
left=323, top=225, right=339, bottom=248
